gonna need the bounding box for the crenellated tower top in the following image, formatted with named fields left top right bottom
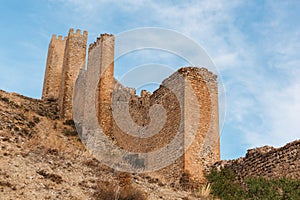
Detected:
left=51, top=34, right=67, bottom=42
left=89, top=33, right=114, bottom=51
left=68, top=28, right=88, bottom=37
left=42, top=28, right=220, bottom=184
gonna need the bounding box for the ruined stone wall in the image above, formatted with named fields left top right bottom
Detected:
left=84, top=33, right=219, bottom=183
left=97, top=34, right=115, bottom=139
left=42, top=29, right=300, bottom=184
left=59, top=29, right=88, bottom=119
left=143, top=68, right=219, bottom=183
left=110, top=74, right=185, bottom=183
left=43, top=30, right=220, bottom=184
left=213, top=140, right=300, bottom=180
left=181, top=67, right=220, bottom=183
left=42, top=34, right=66, bottom=100
left=128, top=90, right=151, bottom=127
left=97, top=66, right=219, bottom=183
left=112, top=80, right=182, bottom=153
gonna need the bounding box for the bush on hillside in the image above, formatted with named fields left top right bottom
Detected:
left=207, top=168, right=300, bottom=200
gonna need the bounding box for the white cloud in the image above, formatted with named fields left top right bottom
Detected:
left=48, top=0, right=300, bottom=154
left=251, top=82, right=300, bottom=147
left=1, top=0, right=298, bottom=158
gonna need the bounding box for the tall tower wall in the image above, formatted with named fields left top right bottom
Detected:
left=42, top=34, right=66, bottom=100
left=181, top=67, right=220, bottom=183
left=42, top=29, right=220, bottom=184
left=84, top=33, right=219, bottom=183
left=83, top=34, right=115, bottom=135
left=97, top=34, right=115, bottom=137
left=59, top=28, right=88, bottom=119
left=136, top=68, right=220, bottom=183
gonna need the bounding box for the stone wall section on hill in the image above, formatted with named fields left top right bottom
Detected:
left=97, top=64, right=220, bottom=182
left=213, top=140, right=300, bottom=180
left=43, top=30, right=220, bottom=183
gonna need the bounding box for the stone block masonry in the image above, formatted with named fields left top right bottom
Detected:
left=58, top=29, right=88, bottom=120
left=85, top=34, right=220, bottom=183
left=181, top=67, right=220, bottom=183
left=42, top=29, right=220, bottom=184
left=42, top=34, right=66, bottom=100
left=106, top=68, right=220, bottom=183
left=213, top=140, right=300, bottom=180
left=42, top=28, right=88, bottom=120
left=42, top=28, right=300, bottom=184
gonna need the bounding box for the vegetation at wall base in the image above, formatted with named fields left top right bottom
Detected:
left=207, top=168, right=300, bottom=200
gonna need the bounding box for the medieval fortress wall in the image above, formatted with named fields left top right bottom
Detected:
left=83, top=32, right=219, bottom=183
left=42, top=28, right=298, bottom=183
left=42, top=29, right=88, bottom=120
left=58, top=29, right=88, bottom=120
left=42, top=34, right=66, bottom=100
left=42, top=28, right=220, bottom=183
left=213, top=140, right=300, bottom=180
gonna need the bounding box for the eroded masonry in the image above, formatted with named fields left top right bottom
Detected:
left=213, top=140, right=300, bottom=180
left=42, top=28, right=220, bottom=183
left=42, top=29, right=88, bottom=119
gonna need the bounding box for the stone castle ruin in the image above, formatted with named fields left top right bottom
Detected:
left=42, top=29, right=88, bottom=119
left=42, top=28, right=220, bottom=183
left=213, top=140, right=300, bottom=180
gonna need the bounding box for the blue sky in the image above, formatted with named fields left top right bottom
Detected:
left=0, top=0, right=299, bottom=160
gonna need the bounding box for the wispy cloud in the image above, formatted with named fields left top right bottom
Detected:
left=33, top=0, right=300, bottom=156
left=1, top=0, right=299, bottom=159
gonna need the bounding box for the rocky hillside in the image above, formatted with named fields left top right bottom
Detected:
left=2, top=89, right=299, bottom=200
left=0, top=89, right=209, bottom=200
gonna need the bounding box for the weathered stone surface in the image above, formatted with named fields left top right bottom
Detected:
left=58, top=29, right=88, bottom=120
left=42, top=35, right=66, bottom=100
left=83, top=34, right=220, bottom=183
left=43, top=30, right=220, bottom=184
left=213, top=140, right=300, bottom=180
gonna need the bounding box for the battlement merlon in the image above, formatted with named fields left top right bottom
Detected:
left=51, top=34, right=57, bottom=40
left=178, top=67, right=217, bottom=82
left=68, top=28, right=88, bottom=37
left=89, top=33, right=115, bottom=51
left=161, top=67, right=217, bottom=87
left=141, top=90, right=151, bottom=98
left=50, top=34, right=67, bottom=46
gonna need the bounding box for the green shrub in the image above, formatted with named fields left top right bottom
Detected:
left=273, top=178, right=300, bottom=200
left=245, top=177, right=281, bottom=200
left=207, top=168, right=300, bottom=200
left=207, top=168, right=245, bottom=199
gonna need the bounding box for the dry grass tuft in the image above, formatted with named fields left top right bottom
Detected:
left=194, top=183, right=212, bottom=198
left=180, top=172, right=194, bottom=191
left=94, top=175, right=147, bottom=200
left=117, top=172, right=132, bottom=187
left=25, top=131, right=69, bottom=154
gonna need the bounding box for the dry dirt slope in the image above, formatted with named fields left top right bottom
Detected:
left=0, top=89, right=206, bottom=200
